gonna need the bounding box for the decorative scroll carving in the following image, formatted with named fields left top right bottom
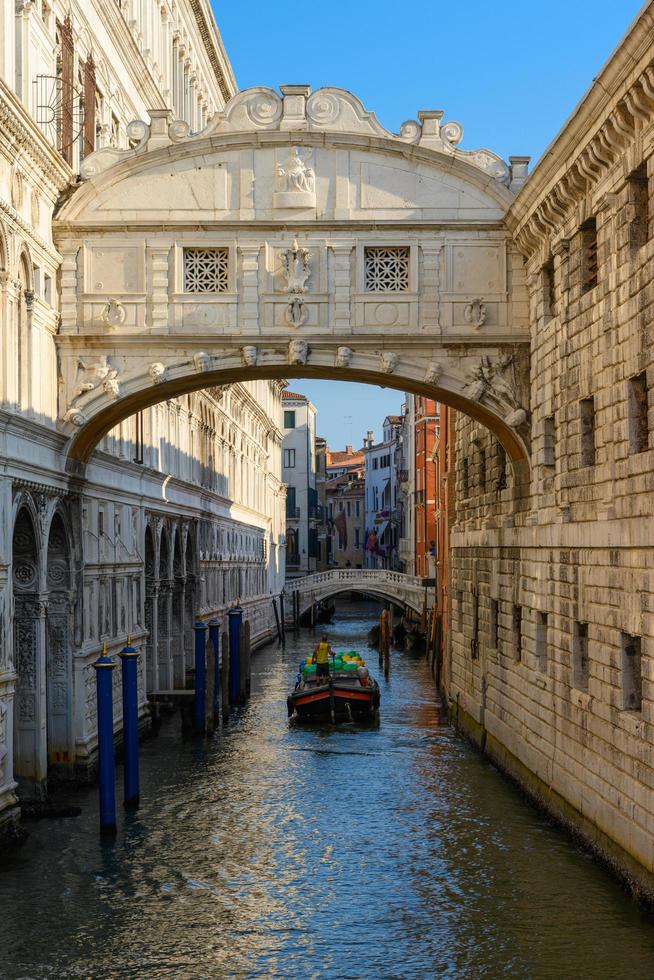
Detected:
left=285, top=296, right=308, bottom=328
left=464, top=298, right=487, bottom=329
left=280, top=239, right=311, bottom=293
left=101, top=298, right=126, bottom=327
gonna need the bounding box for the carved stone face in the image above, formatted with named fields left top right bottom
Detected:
left=288, top=340, right=308, bottom=365
left=242, top=345, right=258, bottom=367
left=193, top=352, right=211, bottom=372
left=335, top=346, right=352, bottom=368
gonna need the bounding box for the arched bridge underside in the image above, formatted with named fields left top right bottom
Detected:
left=290, top=570, right=431, bottom=619
left=54, top=85, right=532, bottom=472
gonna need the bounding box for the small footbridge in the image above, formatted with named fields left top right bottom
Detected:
left=287, top=569, right=433, bottom=619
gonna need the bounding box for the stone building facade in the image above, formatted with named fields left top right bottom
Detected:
left=445, top=4, right=654, bottom=900
left=0, top=3, right=284, bottom=839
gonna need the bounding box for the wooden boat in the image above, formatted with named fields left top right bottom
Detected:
left=287, top=653, right=380, bottom=723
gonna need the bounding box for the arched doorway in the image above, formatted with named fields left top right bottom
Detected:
left=157, top=528, right=171, bottom=690
left=144, top=523, right=156, bottom=694
left=183, top=527, right=197, bottom=680
left=45, top=511, right=74, bottom=777
left=171, top=527, right=185, bottom=688
left=12, top=504, right=46, bottom=798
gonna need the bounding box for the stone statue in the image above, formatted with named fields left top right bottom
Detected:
left=335, top=346, right=353, bottom=368
left=274, top=148, right=316, bottom=208
left=276, top=149, right=315, bottom=194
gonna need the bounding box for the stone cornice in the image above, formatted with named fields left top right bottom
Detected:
left=507, top=3, right=654, bottom=258
left=188, top=0, right=237, bottom=103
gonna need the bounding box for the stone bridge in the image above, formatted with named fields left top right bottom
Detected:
left=53, top=83, right=532, bottom=485
left=288, top=568, right=432, bottom=618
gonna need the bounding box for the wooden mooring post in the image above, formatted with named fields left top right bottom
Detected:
left=379, top=608, right=391, bottom=680
left=221, top=631, right=230, bottom=724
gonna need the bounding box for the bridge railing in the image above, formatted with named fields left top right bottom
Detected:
left=291, top=568, right=425, bottom=595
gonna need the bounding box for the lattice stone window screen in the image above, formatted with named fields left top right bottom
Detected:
left=183, top=248, right=229, bottom=293
left=364, top=246, right=410, bottom=292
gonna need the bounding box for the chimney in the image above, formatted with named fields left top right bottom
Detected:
left=346, top=444, right=353, bottom=454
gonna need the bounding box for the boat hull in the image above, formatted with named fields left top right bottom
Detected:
left=288, top=678, right=380, bottom=723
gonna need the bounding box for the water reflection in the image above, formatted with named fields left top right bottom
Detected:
left=0, top=600, right=653, bottom=979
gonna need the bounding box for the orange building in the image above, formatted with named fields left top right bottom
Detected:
left=414, top=397, right=440, bottom=579
left=432, top=405, right=456, bottom=688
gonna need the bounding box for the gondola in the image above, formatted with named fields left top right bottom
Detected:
left=287, top=652, right=380, bottom=723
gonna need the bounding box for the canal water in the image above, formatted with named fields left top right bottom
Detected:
left=1, top=600, right=654, bottom=979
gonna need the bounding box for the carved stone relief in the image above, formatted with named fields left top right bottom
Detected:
left=274, top=149, right=316, bottom=208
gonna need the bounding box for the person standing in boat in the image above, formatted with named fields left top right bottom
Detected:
left=313, top=634, right=333, bottom=682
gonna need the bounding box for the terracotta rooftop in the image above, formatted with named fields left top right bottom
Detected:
left=326, top=448, right=365, bottom=467
left=282, top=391, right=308, bottom=400
left=386, top=415, right=403, bottom=424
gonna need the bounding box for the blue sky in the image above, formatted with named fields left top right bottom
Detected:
left=212, top=0, right=644, bottom=448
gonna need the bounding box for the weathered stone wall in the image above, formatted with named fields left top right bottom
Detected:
left=447, top=3, right=654, bottom=900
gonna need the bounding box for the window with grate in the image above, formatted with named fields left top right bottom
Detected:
left=580, top=218, right=598, bottom=293
left=364, top=246, right=410, bottom=292
left=628, top=162, right=649, bottom=252
left=183, top=248, right=229, bottom=293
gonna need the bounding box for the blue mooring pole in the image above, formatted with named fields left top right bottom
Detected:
left=93, top=642, right=117, bottom=835
left=194, top=621, right=207, bottom=732
left=119, top=636, right=140, bottom=810
left=228, top=605, right=242, bottom=704
left=208, top=620, right=220, bottom=719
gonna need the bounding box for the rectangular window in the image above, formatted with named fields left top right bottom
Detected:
left=479, top=448, right=486, bottom=492
left=283, top=410, right=296, bottom=429
left=286, top=486, right=297, bottom=518
left=490, top=598, right=499, bottom=650
left=457, top=590, right=464, bottom=632
left=629, top=162, right=649, bottom=252
left=354, top=528, right=360, bottom=548
left=44, top=274, right=52, bottom=305
left=581, top=217, right=598, bottom=293
left=543, top=256, right=556, bottom=317
left=628, top=372, right=649, bottom=454
left=496, top=443, right=507, bottom=491
left=535, top=611, right=548, bottom=672
left=183, top=247, right=229, bottom=293
left=373, top=459, right=378, bottom=470
left=364, top=246, right=410, bottom=292
left=572, top=621, right=589, bottom=691
left=356, top=500, right=360, bottom=517
left=283, top=448, right=296, bottom=468
left=347, top=501, right=351, bottom=517
left=133, top=411, right=144, bottom=464
left=543, top=415, right=556, bottom=467
left=620, top=632, right=642, bottom=711
left=580, top=397, right=596, bottom=466
left=461, top=458, right=469, bottom=498
left=513, top=605, right=522, bottom=662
